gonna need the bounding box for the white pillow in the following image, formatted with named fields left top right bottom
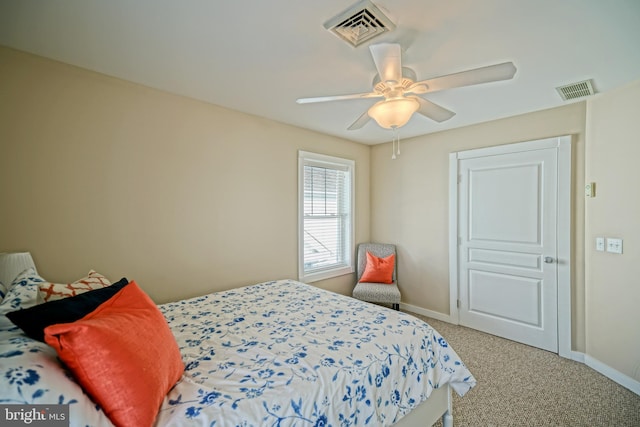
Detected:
left=0, top=280, right=6, bottom=302
left=0, top=253, right=38, bottom=301
left=0, top=267, right=43, bottom=316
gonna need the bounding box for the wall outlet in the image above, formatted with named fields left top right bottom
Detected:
left=596, top=237, right=605, bottom=251
left=606, top=238, right=623, bottom=254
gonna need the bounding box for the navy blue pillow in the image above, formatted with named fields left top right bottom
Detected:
left=6, top=277, right=129, bottom=342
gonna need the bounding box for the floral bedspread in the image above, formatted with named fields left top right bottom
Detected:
left=155, top=280, right=475, bottom=426
left=0, top=277, right=475, bottom=426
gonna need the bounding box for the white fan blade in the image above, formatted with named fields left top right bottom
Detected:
left=415, top=96, right=456, bottom=122
left=370, top=43, right=402, bottom=85
left=348, top=110, right=371, bottom=130
left=405, top=83, right=428, bottom=95
left=296, top=92, right=381, bottom=104
left=412, top=62, right=517, bottom=94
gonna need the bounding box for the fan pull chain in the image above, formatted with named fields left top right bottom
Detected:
left=391, top=136, right=396, bottom=160
left=391, top=127, right=400, bottom=160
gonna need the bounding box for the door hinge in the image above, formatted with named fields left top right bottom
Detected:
left=458, top=174, right=462, bottom=184
left=457, top=299, right=461, bottom=309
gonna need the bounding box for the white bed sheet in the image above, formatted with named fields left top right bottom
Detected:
left=156, top=279, right=475, bottom=426
left=0, top=278, right=475, bottom=426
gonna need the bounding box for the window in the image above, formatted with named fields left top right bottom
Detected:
left=298, top=151, right=354, bottom=282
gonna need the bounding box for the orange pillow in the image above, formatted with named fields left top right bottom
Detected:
left=44, top=281, right=184, bottom=427
left=359, top=252, right=395, bottom=284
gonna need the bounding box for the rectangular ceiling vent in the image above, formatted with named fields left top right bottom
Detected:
left=556, top=79, right=596, bottom=101
left=323, top=0, right=395, bottom=47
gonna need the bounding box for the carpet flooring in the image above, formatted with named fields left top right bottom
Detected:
left=412, top=315, right=640, bottom=427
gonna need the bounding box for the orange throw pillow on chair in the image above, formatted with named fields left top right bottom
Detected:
left=359, top=252, right=395, bottom=284
left=44, top=281, right=184, bottom=427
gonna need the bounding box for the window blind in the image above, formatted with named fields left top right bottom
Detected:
left=299, top=152, right=354, bottom=282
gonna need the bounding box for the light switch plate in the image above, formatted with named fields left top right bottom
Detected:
left=606, top=238, right=623, bottom=254
left=596, top=237, right=605, bottom=251
left=585, top=182, right=596, bottom=198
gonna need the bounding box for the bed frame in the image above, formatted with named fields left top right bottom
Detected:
left=396, top=384, right=453, bottom=427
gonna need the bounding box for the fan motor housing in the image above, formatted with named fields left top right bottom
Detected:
left=372, top=67, right=417, bottom=94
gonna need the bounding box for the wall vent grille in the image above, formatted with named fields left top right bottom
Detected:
left=323, top=0, right=395, bottom=47
left=556, top=79, right=596, bottom=101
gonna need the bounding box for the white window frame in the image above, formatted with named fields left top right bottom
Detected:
left=298, top=150, right=355, bottom=283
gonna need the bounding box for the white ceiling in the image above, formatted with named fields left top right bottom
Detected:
left=1, top=0, right=639, bottom=145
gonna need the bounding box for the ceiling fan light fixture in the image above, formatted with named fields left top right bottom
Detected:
left=367, top=97, right=419, bottom=129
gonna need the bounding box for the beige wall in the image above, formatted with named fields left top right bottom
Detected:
left=370, top=103, right=587, bottom=351
left=585, top=79, right=640, bottom=382
left=3, top=44, right=639, bottom=381
left=0, top=46, right=371, bottom=303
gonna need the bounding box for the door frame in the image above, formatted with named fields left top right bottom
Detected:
left=448, top=135, right=572, bottom=358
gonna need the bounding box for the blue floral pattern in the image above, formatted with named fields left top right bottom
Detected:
left=0, top=271, right=113, bottom=426
left=0, top=280, right=7, bottom=302
left=1, top=278, right=475, bottom=427
left=156, top=280, right=475, bottom=426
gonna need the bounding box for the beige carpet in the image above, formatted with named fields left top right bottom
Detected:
left=411, top=315, right=640, bottom=427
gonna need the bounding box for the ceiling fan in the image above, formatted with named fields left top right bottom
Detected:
left=296, top=43, right=517, bottom=131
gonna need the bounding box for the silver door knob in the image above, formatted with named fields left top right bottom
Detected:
left=544, top=257, right=554, bottom=263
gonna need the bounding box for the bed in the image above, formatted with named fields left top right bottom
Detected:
left=0, top=263, right=475, bottom=426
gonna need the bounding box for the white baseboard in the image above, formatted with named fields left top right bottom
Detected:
left=400, top=303, right=455, bottom=324
left=584, top=354, right=640, bottom=396
left=401, top=304, right=639, bottom=397
left=570, top=351, right=585, bottom=363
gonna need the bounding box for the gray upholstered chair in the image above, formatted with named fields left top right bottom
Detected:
left=352, top=243, right=401, bottom=310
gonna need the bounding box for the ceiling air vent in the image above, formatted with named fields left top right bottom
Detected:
left=556, top=79, right=596, bottom=101
left=323, top=0, right=395, bottom=47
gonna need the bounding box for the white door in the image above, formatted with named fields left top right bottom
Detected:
left=456, top=143, right=559, bottom=352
